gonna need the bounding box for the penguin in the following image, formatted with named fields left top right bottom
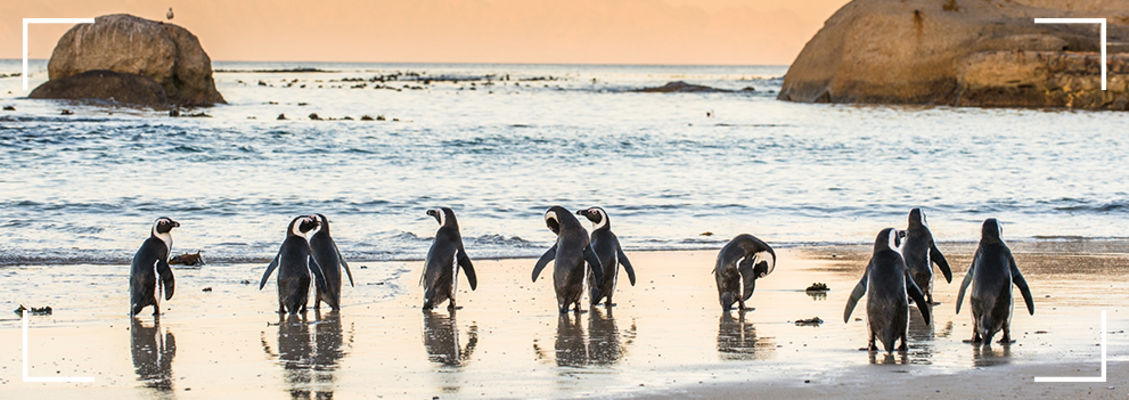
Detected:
left=900, top=208, right=953, bottom=305
left=421, top=207, right=478, bottom=311
left=844, top=228, right=932, bottom=353
left=166, top=7, right=173, bottom=20
left=259, top=215, right=329, bottom=314
left=130, top=217, right=179, bottom=316
left=712, top=234, right=776, bottom=311
left=309, top=213, right=354, bottom=310
left=955, top=218, right=1034, bottom=344
left=532, top=206, right=604, bottom=313
left=575, top=207, right=636, bottom=307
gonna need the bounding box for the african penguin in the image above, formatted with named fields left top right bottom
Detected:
left=129, top=217, right=179, bottom=316
left=421, top=207, right=478, bottom=311
left=713, top=234, right=776, bottom=312
left=532, top=206, right=603, bottom=313
left=900, top=208, right=953, bottom=305
left=844, top=228, right=932, bottom=353
left=259, top=215, right=329, bottom=314
left=309, top=213, right=354, bottom=310
left=955, top=218, right=1035, bottom=344
left=576, top=207, right=636, bottom=307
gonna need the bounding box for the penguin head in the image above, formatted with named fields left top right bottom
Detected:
left=575, top=207, right=609, bottom=230
left=289, top=215, right=319, bottom=238
left=545, top=206, right=571, bottom=235
left=908, top=208, right=927, bottom=228
left=314, top=213, right=330, bottom=234
left=152, top=217, right=179, bottom=236
left=427, top=207, right=457, bottom=228
left=874, top=227, right=905, bottom=253
left=981, top=218, right=1003, bottom=243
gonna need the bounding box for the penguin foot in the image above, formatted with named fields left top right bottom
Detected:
left=930, top=301, right=942, bottom=306
left=997, top=338, right=1015, bottom=344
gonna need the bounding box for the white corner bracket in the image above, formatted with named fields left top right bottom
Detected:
left=1034, top=309, right=1107, bottom=383
left=1033, top=18, right=1107, bottom=91
left=22, top=17, right=95, bottom=91
left=22, top=310, right=95, bottom=383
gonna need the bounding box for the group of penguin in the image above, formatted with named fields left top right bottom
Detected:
left=840, top=209, right=1036, bottom=354
left=127, top=206, right=1035, bottom=355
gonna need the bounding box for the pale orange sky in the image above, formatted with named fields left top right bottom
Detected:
left=1, top=0, right=849, bottom=65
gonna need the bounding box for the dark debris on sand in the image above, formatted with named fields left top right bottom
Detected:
left=805, top=282, right=830, bottom=292
left=794, top=317, right=823, bottom=326
left=14, top=305, right=52, bottom=315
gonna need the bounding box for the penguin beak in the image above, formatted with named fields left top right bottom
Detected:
left=171, top=220, right=180, bottom=228
left=575, top=210, right=585, bottom=216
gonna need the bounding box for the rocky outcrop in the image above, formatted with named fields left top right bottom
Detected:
left=33, top=14, right=224, bottom=108
left=779, top=0, right=1129, bottom=110
left=636, top=81, right=731, bottom=93
left=28, top=70, right=168, bottom=106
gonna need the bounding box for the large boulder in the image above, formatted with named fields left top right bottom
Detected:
left=29, top=70, right=168, bottom=106
left=34, top=14, right=224, bottom=108
left=778, top=0, right=1129, bottom=110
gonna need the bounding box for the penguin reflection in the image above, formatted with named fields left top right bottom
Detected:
left=717, top=312, right=774, bottom=361
left=554, top=313, right=588, bottom=367
left=263, top=312, right=348, bottom=399
left=423, top=310, right=478, bottom=367
left=131, top=317, right=176, bottom=393
left=972, top=343, right=1012, bottom=367
left=587, top=307, right=626, bottom=365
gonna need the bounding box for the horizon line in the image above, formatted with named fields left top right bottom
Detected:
left=3, top=58, right=791, bottom=69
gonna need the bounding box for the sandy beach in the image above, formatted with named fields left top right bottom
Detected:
left=1, top=241, right=1126, bottom=398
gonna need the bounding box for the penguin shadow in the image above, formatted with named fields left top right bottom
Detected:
left=587, top=307, right=631, bottom=366
left=554, top=312, right=589, bottom=367
left=130, top=317, right=176, bottom=394
left=716, top=311, right=774, bottom=361
left=422, top=310, right=478, bottom=367
left=971, top=343, right=1012, bottom=367
left=262, top=312, right=350, bottom=399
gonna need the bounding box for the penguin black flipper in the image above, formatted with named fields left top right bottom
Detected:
left=931, top=243, right=953, bottom=283
left=259, top=253, right=280, bottom=290
left=584, top=244, right=604, bottom=284
left=157, top=258, right=175, bottom=300
left=906, top=275, right=931, bottom=325
left=1010, top=255, right=1035, bottom=315
left=457, top=247, right=477, bottom=290
left=616, top=246, right=636, bottom=286
left=843, top=270, right=869, bottom=323
left=532, top=244, right=557, bottom=282
left=308, top=256, right=329, bottom=292
left=955, top=254, right=977, bottom=314
left=334, top=242, right=355, bottom=287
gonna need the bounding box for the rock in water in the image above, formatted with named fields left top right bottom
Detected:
left=33, top=14, right=225, bottom=108
left=778, top=0, right=1129, bottom=110
left=30, top=70, right=168, bottom=107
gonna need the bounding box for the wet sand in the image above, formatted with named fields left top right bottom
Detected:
left=0, top=242, right=1126, bottom=398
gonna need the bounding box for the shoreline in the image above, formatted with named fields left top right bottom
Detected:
left=3, top=236, right=1129, bottom=267
left=0, top=244, right=1125, bottom=398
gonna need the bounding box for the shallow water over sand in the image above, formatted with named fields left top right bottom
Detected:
left=0, top=245, right=1125, bottom=398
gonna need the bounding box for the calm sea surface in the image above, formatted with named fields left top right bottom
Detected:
left=1, top=60, right=1127, bottom=264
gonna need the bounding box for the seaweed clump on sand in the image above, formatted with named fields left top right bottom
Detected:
left=14, top=305, right=53, bottom=315
left=805, top=282, right=830, bottom=292
left=794, top=317, right=823, bottom=326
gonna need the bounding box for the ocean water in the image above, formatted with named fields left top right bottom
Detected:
left=1, top=60, right=1127, bottom=265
